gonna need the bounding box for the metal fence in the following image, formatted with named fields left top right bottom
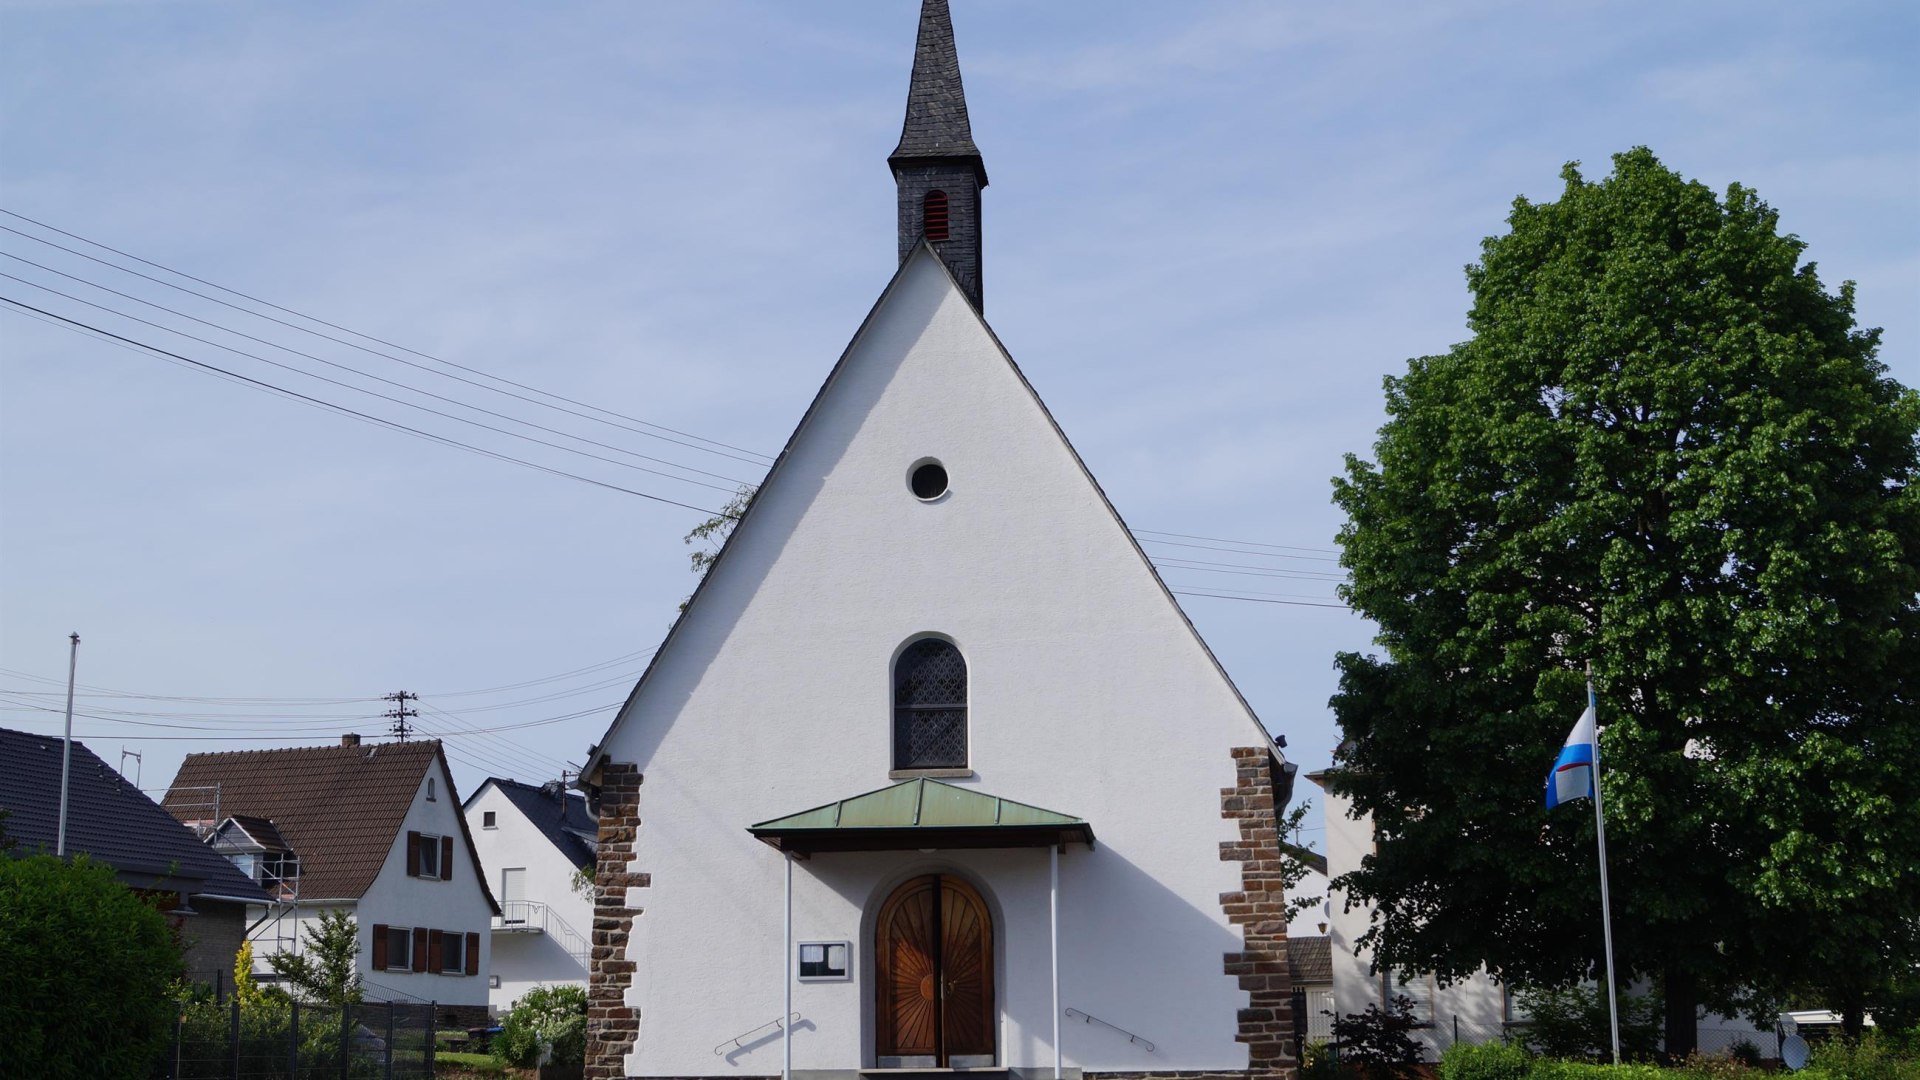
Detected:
left=157, top=999, right=441, bottom=1080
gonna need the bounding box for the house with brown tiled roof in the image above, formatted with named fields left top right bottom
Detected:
left=163, top=734, right=498, bottom=1015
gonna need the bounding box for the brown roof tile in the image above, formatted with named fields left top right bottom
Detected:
left=1289, top=936, right=1333, bottom=986
left=163, top=739, right=485, bottom=905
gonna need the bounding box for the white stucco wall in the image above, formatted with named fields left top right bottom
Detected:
left=466, top=782, right=593, bottom=1013
left=354, top=758, right=495, bottom=1008
left=598, top=249, right=1284, bottom=1076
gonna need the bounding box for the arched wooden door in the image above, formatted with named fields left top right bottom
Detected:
left=875, top=874, right=995, bottom=1066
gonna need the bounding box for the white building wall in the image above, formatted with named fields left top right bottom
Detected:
left=354, top=759, right=495, bottom=1008
left=600, top=250, right=1278, bottom=1076
left=466, top=782, right=593, bottom=1013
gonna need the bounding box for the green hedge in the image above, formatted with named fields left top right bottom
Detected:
left=1439, top=1035, right=1920, bottom=1080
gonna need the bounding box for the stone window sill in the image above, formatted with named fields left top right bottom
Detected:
left=888, top=768, right=974, bottom=780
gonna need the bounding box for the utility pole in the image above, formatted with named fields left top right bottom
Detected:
left=56, top=632, right=79, bottom=857
left=383, top=691, right=419, bottom=742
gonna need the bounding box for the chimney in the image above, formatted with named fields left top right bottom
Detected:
left=341, top=733, right=361, bottom=747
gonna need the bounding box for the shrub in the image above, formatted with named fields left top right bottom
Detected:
left=1441, top=1040, right=1532, bottom=1080
left=1301, top=1040, right=1341, bottom=1080
left=1515, top=985, right=1660, bottom=1062
left=1803, top=1032, right=1920, bottom=1080
left=494, top=984, right=589, bottom=1070
left=0, top=853, right=183, bottom=1079
left=1329, top=993, right=1426, bottom=1078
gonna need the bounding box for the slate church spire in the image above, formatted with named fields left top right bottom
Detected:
left=889, top=0, right=988, bottom=311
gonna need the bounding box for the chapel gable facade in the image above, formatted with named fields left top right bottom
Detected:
left=583, top=4, right=1297, bottom=1078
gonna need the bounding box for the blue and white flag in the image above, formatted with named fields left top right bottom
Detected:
left=1545, top=702, right=1597, bottom=809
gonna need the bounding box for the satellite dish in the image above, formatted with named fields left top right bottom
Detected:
left=1781, top=1035, right=1810, bottom=1071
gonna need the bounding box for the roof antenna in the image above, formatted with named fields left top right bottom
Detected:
left=120, top=748, right=142, bottom=789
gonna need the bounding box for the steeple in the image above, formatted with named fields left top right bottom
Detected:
left=889, top=0, right=987, bottom=311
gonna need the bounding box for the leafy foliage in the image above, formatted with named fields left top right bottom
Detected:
left=679, top=485, right=755, bottom=612
left=267, top=908, right=364, bottom=1006
left=1329, top=993, right=1427, bottom=1077
left=1441, top=1040, right=1534, bottom=1080
left=1278, top=798, right=1324, bottom=922
left=1515, top=985, right=1660, bottom=1062
left=0, top=853, right=183, bottom=1079
left=494, top=983, right=589, bottom=1069
left=1328, top=147, right=1920, bottom=1043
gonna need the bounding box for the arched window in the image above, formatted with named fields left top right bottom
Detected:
left=893, top=638, right=966, bottom=770
left=922, top=190, right=950, bottom=242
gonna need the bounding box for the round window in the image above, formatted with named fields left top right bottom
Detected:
left=910, top=460, right=949, bottom=501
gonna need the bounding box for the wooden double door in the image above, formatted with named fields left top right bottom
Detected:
left=875, top=874, right=995, bottom=1067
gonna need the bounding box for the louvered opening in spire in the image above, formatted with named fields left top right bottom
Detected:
left=923, top=190, right=950, bottom=242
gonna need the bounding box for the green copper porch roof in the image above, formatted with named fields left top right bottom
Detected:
left=748, top=777, right=1094, bottom=853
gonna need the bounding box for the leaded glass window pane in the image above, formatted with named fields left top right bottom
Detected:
left=894, top=639, right=967, bottom=769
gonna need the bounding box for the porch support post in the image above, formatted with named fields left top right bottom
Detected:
left=1050, top=843, right=1061, bottom=1080
left=784, top=851, right=794, bottom=1080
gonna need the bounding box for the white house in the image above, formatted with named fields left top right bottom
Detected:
left=464, top=777, right=596, bottom=1013
left=165, top=735, right=499, bottom=1020
left=576, top=4, right=1299, bottom=1079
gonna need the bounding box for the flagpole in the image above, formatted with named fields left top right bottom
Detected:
left=1587, top=662, right=1622, bottom=1065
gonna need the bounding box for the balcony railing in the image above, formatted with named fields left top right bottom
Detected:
left=492, top=900, right=589, bottom=968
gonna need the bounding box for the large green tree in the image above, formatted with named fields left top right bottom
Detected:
left=1327, top=148, right=1920, bottom=1054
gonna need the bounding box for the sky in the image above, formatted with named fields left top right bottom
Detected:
left=2, top=0, right=1915, bottom=851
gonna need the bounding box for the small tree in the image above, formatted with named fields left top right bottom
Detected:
left=0, top=853, right=183, bottom=1079
left=267, top=908, right=363, bottom=1006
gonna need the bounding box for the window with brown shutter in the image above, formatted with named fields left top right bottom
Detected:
left=406, top=831, right=421, bottom=876
left=413, top=927, right=429, bottom=972
left=427, top=929, right=443, bottom=973
left=372, top=924, right=389, bottom=971
left=439, top=835, right=453, bottom=881
left=465, top=932, right=480, bottom=976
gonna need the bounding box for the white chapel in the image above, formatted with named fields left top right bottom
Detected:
left=579, top=4, right=1300, bottom=1078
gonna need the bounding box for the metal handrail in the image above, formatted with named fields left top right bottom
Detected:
left=714, top=1013, right=801, bottom=1055
left=494, top=900, right=591, bottom=967
left=1064, top=1007, right=1155, bottom=1052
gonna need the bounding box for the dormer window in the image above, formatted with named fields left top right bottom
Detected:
left=923, top=190, right=950, bottom=242
left=893, top=638, right=967, bottom=771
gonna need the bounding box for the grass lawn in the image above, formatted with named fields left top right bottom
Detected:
left=433, top=1049, right=510, bottom=1076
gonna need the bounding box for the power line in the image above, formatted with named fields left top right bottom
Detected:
left=1134, top=528, right=1339, bottom=557
left=1, top=274, right=753, bottom=494
left=0, top=296, right=730, bottom=517
left=1170, top=589, right=1350, bottom=610
left=0, top=210, right=775, bottom=465
left=2, top=251, right=760, bottom=486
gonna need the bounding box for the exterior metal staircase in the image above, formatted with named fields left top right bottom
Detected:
left=494, top=900, right=590, bottom=969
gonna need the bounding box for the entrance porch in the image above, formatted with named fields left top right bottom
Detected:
left=749, top=778, right=1096, bottom=1080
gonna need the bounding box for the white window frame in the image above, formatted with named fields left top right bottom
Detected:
left=482, top=811, right=497, bottom=829
left=441, top=930, right=466, bottom=975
